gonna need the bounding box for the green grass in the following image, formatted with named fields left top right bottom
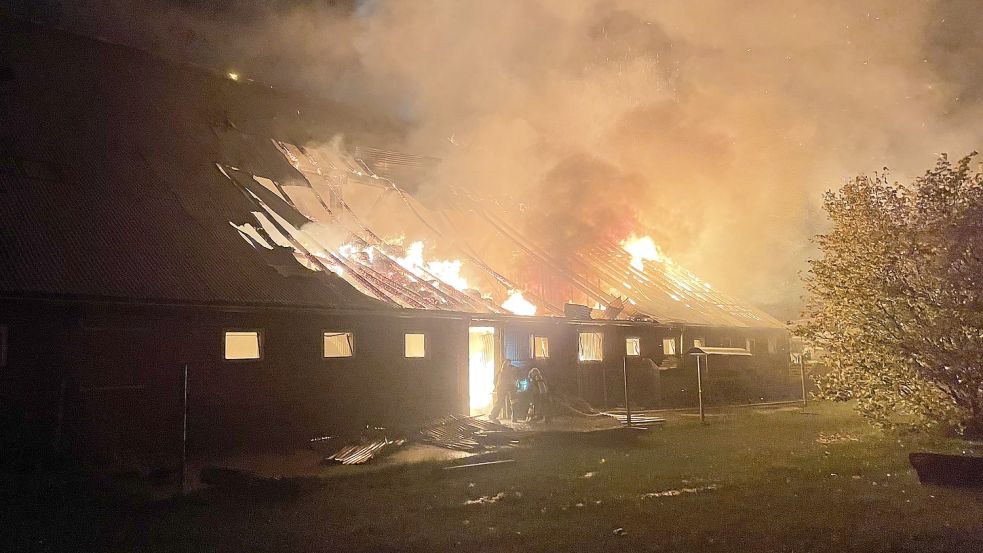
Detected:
left=7, top=402, right=983, bottom=552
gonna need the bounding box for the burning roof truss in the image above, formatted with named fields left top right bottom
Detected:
left=216, top=138, right=782, bottom=328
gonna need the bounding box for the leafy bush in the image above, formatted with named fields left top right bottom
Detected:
left=801, top=154, right=983, bottom=435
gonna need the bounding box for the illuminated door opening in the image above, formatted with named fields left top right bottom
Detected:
left=468, top=326, right=497, bottom=416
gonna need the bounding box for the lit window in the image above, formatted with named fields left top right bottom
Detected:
left=626, top=337, right=641, bottom=356
left=0, top=325, right=7, bottom=367
left=693, top=338, right=705, bottom=349
left=662, top=337, right=676, bottom=356
left=323, top=331, right=354, bottom=358
left=578, top=332, right=603, bottom=362
left=532, top=335, right=550, bottom=359
left=224, top=331, right=261, bottom=360
left=404, top=333, right=426, bottom=358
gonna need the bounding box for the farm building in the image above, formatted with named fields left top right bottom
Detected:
left=0, top=18, right=791, bottom=470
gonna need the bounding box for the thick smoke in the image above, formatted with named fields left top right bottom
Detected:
left=22, top=0, right=983, bottom=319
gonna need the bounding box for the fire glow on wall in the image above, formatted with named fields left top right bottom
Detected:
left=468, top=326, right=497, bottom=415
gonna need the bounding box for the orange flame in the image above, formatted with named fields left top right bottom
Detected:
left=501, top=290, right=537, bottom=316
left=621, top=234, right=664, bottom=271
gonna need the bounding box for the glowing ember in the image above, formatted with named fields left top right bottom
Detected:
left=226, top=71, right=240, bottom=81
left=621, top=234, right=664, bottom=271
left=502, top=290, right=537, bottom=316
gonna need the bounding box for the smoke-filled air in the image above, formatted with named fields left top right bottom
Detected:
left=42, top=0, right=983, bottom=319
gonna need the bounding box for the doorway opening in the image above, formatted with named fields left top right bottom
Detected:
left=468, top=326, right=497, bottom=416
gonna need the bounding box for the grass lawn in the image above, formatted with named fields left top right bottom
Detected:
left=6, top=402, right=983, bottom=552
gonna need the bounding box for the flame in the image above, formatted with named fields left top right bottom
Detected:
left=394, top=240, right=472, bottom=291
left=502, top=290, right=537, bottom=316
left=621, top=234, right=664, bottom=271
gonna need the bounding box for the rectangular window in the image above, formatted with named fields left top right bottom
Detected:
left=746, top=338, right=755, bottom=353
left=224, top=330, right=261, bottom=360
left=662, top=337, right=677, bottom=356
left=767, top=337, right=777, bottom=354
left=693, top=338, right=705, bottom=349
left=578, top=332, right=603, bottom=362
left=0, top=325, right=7, bottom=367
left=626, top=337, right=641, bottom=356
left=404, top=333, right=427, bottom=358
left=323, top=331, right=354, bottom=358
left=532, top=335, right=550, bottom=359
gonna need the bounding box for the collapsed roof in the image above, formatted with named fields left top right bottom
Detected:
left=0, top=18, right=783, bottom=329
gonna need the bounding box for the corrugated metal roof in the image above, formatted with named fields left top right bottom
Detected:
left=0, top=18, right=382, bottom=311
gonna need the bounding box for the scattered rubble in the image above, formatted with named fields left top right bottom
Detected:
left=816, top=432, right=861, bottom=444
left=642, top=484, right=721, bottom=499
left=310, top=415, right=517, bottom=467
left=463, top=492, right=506, bottom=505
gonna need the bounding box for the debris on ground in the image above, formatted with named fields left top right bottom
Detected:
left=613, top=527, right=627, bottom=536
left=599, top=411, right=666, bottom=428
left=582, top=471, right=597, bottom=478
left=443, top=459, right=516, bottom=471
left=816, top=432, right=860, bottom=444
left=310, top=432, right=406, bottom=466
left=463, top=492, right=506, bottom=505
left=641, top=484, right=721, bottom=499
left=418, top=415, right=516, bottom=451
left=310, top=415, right=517, bottom=467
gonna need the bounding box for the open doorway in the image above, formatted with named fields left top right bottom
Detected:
left=468, top=326, right=497, bottom=416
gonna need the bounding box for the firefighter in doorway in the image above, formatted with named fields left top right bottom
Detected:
left=488, top=360, right=515, bottom=423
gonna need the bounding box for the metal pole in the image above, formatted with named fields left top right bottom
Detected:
left=799, top=356, right=808, bottom=408
left=623, top=356, right=631, bottom=428
left=697, top=354, right=705, bottom=424
left=602, top=361, right=608, bottom=408
left=181, top=363, right=188, bottom=494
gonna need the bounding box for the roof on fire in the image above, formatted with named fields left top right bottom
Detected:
left=0, top=18, right=784, bottom=329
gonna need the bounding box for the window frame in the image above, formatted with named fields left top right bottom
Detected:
left=531, top=335, right=550, bottom=359
left=223, top=329, right=264, bottom=361
left=403, top=332, right=428, bottom=359
left=625, top=336, right=641, bottom=357
left=322, top=330, right=355, bottom=359
left=578, top=331, right=604, bottom=363
left=662, top=337, right=677, bottom=356
left=693, top=337, right=705, bottom=349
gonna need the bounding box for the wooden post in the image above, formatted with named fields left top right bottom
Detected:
left=697, top=354, right=705, bottom=424
left=623, top=356, right=631, bottom=428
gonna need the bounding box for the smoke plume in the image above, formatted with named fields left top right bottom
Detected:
left=17, top=0, right=983, bottom=319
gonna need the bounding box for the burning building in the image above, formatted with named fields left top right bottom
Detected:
left=0, top=19, right=790, bottom=469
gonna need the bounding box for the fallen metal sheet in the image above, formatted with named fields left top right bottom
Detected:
left=600, top=412, right=666, bottom=428
left=418, top=414, right=515, bottom=451
left=443, top=459, right=516, bottom=470
left=311, top=434, right=407, bottom=466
